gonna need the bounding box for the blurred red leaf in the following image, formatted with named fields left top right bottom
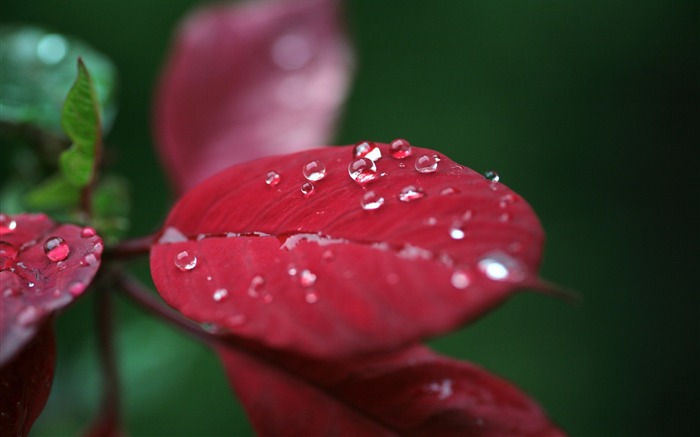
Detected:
left=0, top=322, right=55, bottom=437
left=151, top=143, right=545, bottom=358
left=0, top=213, right=103, bottom=365
left=155, top=0, right=353, bottom=193
left=217, top=343, right=565, bottom=436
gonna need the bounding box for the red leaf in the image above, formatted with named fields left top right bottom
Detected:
left=0, top=322, right=55, bottom=437
left=155, top=0, right=353, bottom=193
left=0, top=213, right=103, bottom=365
left=151, top=143, right=545, bottom=358
left=217, top=343, right=565, bottom=436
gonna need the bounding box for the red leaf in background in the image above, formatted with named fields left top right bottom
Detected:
left=217, top=343, right=564, bottom=436
left=155, top=0, right=353, bottom=193
left=0, top=323, right=55, bottom=437
left=0, top=213, right=103, bottom=365
left=151, top=143, right=545, bottom=358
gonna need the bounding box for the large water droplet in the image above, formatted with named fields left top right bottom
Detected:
left=389, top=138, right=412, bottom=159
left=398, top=185, right=425, bottom=202
left=451, top=270, right=471, bottom=289
left=484, top=170, right=500, bottom=182
left=265, top=170, right=281, bottom=187
left=44, top=236, right=70, bottom=262
left=80, top=227, right=97, bottom=238
left=213, top=288, right=229, bottom=302
left=302, top=160, right=326, bottom=181
left=0, top=214, right=18, bottom=235
left=174, top=251, right=197, bottom=271
left=299, top=269, right=317, bottom=287
left=415, top=154, right=439, bottom=173
left=353, top=141, right=382, bottom=161
left=348, top=157, right=377, bottom=185
left=361, top=191, right=385, bottom=210
left=0, top=241, right=18, bottom=270
left=300, top=181, right=315, bottom=196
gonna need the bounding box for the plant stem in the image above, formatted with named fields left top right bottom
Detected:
left=105, top=234, right=156, bottom=261
left=85, top=286, right=122, bottom=436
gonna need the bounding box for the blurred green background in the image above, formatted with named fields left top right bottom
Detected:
left=2, top=1, right=698, bottom=436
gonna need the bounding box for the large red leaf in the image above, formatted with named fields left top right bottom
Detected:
left=0, top=322, right=55, bottom=437
left=155, top=0, right=353, bottom=193
left=0, top=213, right=103, bottom=365
left=217, top=343, right=564, bottom=436
left=151, top=143, right=545, bottom=358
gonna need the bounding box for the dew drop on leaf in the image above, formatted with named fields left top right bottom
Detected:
left=44, top=236, right=70, bottom=262
left=305, top=290, right=319, bottom=304
left=80, top=227, right=97, bottom=238
left=348, top=157, right=377, bottom=185
left=484, top=170, right=500, bottom=182
left=414, top=154, right=439, bottom=173
left=265, top=170, right=281, bottom=187
left=298, top=269, right=317, bottom=288
left=477, top=252, right=525, bottom=282
left=449, top=223, right=465, bottom=240
left=68, top=280, right=86, bottom=297
left=82, top=254, right=99, bottom=267
left=174, top=250, right=197, bottom=271
left=451, top=270, right=471, bottom=289
left=398, top=185, right=425, bottom=202
left=360, top=191, right=385, bottom=211
left=440, top=186, right=458, bottom=196
left=302, top=160, right=326, bottom=181
left=248, top=275, right=265, bottom=297
left=389, top=138, right=412, bottom=159
left=300, top=181, right=315, bottom=196
left=352, top=140, right=382, bottom=161
left=212, top=288, right=229, bottom=302
left=0, top=214, right=17, bottom=235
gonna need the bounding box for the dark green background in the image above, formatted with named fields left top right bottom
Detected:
left=2, top=1, right=698, bottom=436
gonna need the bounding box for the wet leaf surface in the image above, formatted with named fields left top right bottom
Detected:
left=151, top=143, right=545, bottom=358
left=0, top=213, right=103, bottom=365
left=217, top=343, right=565, bottom=436
left=154, top=0, right=353, bottom=193
left=0, top=322, right=55, bottom=437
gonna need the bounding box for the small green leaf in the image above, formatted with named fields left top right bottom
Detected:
left=60, top=59, right=101, bottom=187
left=0, top=26, right=117, bottom=134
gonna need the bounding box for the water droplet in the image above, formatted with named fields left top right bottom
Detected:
left=265, top=170, right=281, bottom=187
left=68, top=281, right=86, bottom=296
left=389, top=138, right=412, bottom=159
left=498, top=213, right=511, bottom=223
left=36, top=34, right=67, bottom=64
left=0, top=214, right=18, bottom=235
left=302, top=160, right=326, bottom=181
left=484, top=170, right=500, bottom=182
left=17, top=306, right=40, bottom=326
left=426, top=379, right=453, bottom=400
left=305, top=290, right=319, bottom=304
left=499, top=194, right=517, bottom=208
left=348, top=157, right=377, bottom=185
left=287, top=265, right=298, bottom=276
left=213, top=288, right=229, bottom=302
left=248, top=275, right=265, bottom=297
left=174, top=251, right=197, bottom=271
left=27, top=282, right=35, bottom=288
left=449, top=223, right=465, bottom=240
left=352, top=141, right=382, bottom=161
left=300, top=181, right=315, bottom=196
left=451, top=270, right=471, bottom=289
left=92, top=242, right=104, bottom=255
left=398, top=185, right=425, bottom=202
left=44, top=237, right=70, bottom=262
left=299, top=269, right=317, bottom=287
left=477, top=252, right=525, bottom=282
left=424, top=217, right=437, bottom=226
left=462, top=210, right=474, bottom=221
left=271, top=33, right=312, bottom=71
left=361, top=191, right=385, bottom=210
left=0, top=241, right=18, bottom=270
left=398, top=162, right=406, bottom=168
left=322, top=250, right=335, bottom=262
left=56, top=261, right=66, bottom=271
left=440, top=186, right=458, bottom=196
left=415, top=154, right=439, bottom=173
left=80, top=227, right=97, bottom=238
left=82, top=254, right=99, bottom=267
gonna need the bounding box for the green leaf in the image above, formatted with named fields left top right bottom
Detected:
left=0, top=26, right=117, bottom=134
left=59, top=59, right=101, bottom=187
